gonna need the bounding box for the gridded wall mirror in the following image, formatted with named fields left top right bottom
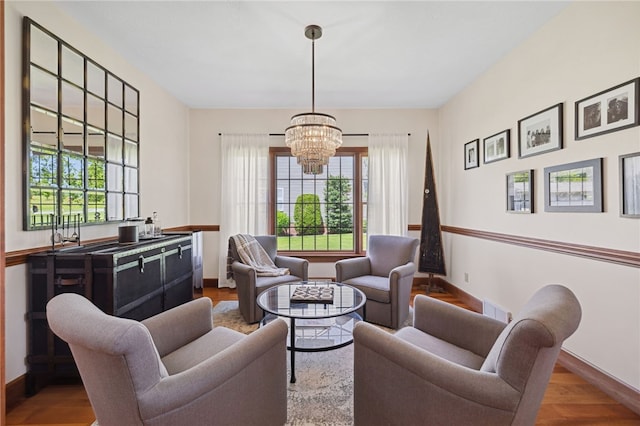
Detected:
left=23, top=17, right=140, bottom=230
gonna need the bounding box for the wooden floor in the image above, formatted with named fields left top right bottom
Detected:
left=6, top=286, right=640, bottom=425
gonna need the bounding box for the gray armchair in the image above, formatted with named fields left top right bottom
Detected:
left=335, top=234, right=419, bottom=329
left=47, top=293, right=288, bottom=426
left=353, top=284, right=582, bottom=426
left=230, top=235, right=308, bottom=323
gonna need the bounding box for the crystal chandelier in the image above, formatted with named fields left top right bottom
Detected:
left=285, top=25, right=342, bottom=175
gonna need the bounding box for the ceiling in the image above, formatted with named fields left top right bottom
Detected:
left=52, top=1, right=569, bottom=109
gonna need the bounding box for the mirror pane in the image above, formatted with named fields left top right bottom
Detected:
left=30, top=146, right=58, bottom=187
left=29, top=188, right=59, bottom=228
left=107, top=192, right=124, bottom=221
left=61, top=117, right=83, bottom=153
left=106, top=134, right=123, bottom=162
left=61, top=189, right=84, bottom=218
left=87, top=158, right=106, bottom=190
left=87, top=127, right=105, bottom=158
left=107, top=104, right=123, bottom=136
left=87, top=61, right=105, bottom=97
left=107, top=74, right=123, bottom=107
left=61, top=152, right=84, bottom=188
left=61, top=46, right=83, bottom=86
left=124, top=166, right=138, bottom=193
left=124, top=140, right=138, bottom=167
left=87, top=93, right=105, bottom=129
left=30, top=25, right=57, bottom=74
left=87, top=190, right=106, bottom=223
left=61, top=82, right=84, bottom=121
left=124, top=194, right=139, bottom=219
left=124, top=112, right=138, bottom=141
left=31, top=66, right=58, bottom=111
left=124, top=85, right=138, bottom=114
left=30, top=106, right=58, bottom=149
left=107, top=163, right=123, bottom=191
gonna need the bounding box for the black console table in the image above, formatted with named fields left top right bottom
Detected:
left=26, top=234, right=195, bottom=395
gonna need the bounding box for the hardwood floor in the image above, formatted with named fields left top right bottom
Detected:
left=6, top=286, right=640, bottom=425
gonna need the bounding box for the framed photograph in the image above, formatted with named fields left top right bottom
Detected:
left=575, top=78, right=639, bottom=140
left=544, top=158, right=603, bottom=213
left=506, top=170, right=534, bottom=213
left=518, top=103, right=563, bottom=159
left=464, top=139, right=479, bottom=170
left=483, top=129, right=510, bottom=164
left=620, top=152, right=640, bottom=217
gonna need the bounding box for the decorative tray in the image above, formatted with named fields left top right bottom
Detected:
left=290, top=286, right=334, bottom=303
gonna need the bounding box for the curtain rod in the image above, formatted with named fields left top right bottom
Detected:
left=218, top=133, right=411, bottom=136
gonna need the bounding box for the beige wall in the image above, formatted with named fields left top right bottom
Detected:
left=438, top=1, right=640, bottom=389
left=4, top=1, right=190, bottom=381
left=189, top=108, right=438, bottom=278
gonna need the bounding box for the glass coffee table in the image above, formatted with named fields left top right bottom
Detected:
left=257, top=281, right=366, bottom=383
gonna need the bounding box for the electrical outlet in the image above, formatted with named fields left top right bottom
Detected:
left=464, top=272, right=469, bottom=283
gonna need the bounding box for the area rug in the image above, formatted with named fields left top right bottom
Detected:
left=212, top=300, right=412, bottom=425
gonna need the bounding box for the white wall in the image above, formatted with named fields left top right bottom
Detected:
left=188, top=108, right=438, bottom=279
left=4, top=1, right=190, bottom=381
left=438, top=2, right=640, bottom=389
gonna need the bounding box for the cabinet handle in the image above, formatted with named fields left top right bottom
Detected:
left=178, top=245, right=183, bottom=259
left=138, top=256, right=145, bottom=274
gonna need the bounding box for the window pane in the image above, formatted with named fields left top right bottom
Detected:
left=87, top=94, right=105, bottom=129
left=124, top=85, right=138, bottom=114
left=30, top=146, right=58, bottom=187
left=30, top=25, right=57, bottom=74
left=107, top=192, right=124, bottom=221
left=30, top=106, right=58, bottom=149
left=87, top=191, right=106, bottom=222
left=107, top=104, right=123, bottom=136
left=61, top=153, right=84, bottom=188
left=87, top=158, right=105, bottom=190
left=107, top=163, right=123, bottom=191
left=124, top=140, right=138, bottom=167
left=124, top=194, right=139, bottom=219
left=87, top=61, right=105, bottom=97
left=124, top=166, right=138, bottom=193
left=87, top=127, right=105, bottom=158
left=124, top=112, right=138, bottom=141
left=29, top=188, right=58, bottom=228
left=30, top=66, right=58, bottom=111
left=61, top=81, right=84, bottom=121
left=273, top=151, right=363, bottom=252
left=107, top=74, right=123, bottom=107
left=61, top=45, right=83, bottom=87
left=61, top=189, right=84, bottom=218
left=107, top=134, right=123, bottom=162
left=61, top=117, right=83, bottom=153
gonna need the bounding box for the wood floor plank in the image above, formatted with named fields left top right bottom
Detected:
left=6, top=286, right=640, bottom=425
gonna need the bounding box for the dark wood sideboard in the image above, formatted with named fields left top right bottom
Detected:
left=26, top=233, right=200, bottom=395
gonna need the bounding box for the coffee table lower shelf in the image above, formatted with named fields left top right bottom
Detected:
left=261, top=312, right=362, bottom=383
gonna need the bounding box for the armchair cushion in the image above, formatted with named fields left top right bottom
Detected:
left=342, top=275, right=390, bottom=303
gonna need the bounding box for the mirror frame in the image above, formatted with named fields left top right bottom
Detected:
left=23, top=17, right=140, bottom=230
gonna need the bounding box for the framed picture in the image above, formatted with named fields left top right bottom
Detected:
left=464, top=139, right=479, bottom=170
left=483, top=129, right=510, bottom=164
left=518, top=103, right=563, bottom=158
left=544, top=158, right=603, bottom=213
left=506, top=170, right=533, bottom=213
left=620, top=152, right=640, bottom=218
left=575, top=78, right=639, bottom=140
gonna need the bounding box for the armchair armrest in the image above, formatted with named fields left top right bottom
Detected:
left=353, top=322, right=519, bottom=420
left=138, top=318, right=288, bottom=421
left=413, top=294, right=506, bottom=358
left=275, top=255, right=309, bottom=279
left=335, top=257, right=371, bottom=282
left=389, top=262, right=416, bottom=280
left=142, top=297, right=213, bottom=357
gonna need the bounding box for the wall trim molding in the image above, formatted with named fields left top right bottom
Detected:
left=441, top=225, right=640, bottom=268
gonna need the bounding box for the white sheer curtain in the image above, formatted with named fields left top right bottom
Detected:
left=367, top=133, right=409, bottom=237
left=218, top=134, right=270, bottom=288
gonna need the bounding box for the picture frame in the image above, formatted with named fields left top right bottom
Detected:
left=518, top=103, right=563, bottom=159
left=620, top=152, right=640, bottom=218
left=506, top=170, right=534, bottom=213
left=483, top=129, right=510, bottom=164
left=575, top=77, right=639, bottom=140
left=464, top=139, right=479, bottom=170
left=544, top=158, right=603, bottom=213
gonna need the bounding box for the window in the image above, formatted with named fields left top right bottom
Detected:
left=24, top=18, right=139, bottom=230
left=271, top=147, right=368, bottom=258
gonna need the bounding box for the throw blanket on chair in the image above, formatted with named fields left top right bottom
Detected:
left=231, top=234, right=290, bottom=277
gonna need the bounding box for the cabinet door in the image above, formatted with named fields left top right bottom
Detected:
left=113, top=250, right=164, bottom=320
left=163, top=241, right=193, bottom=310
